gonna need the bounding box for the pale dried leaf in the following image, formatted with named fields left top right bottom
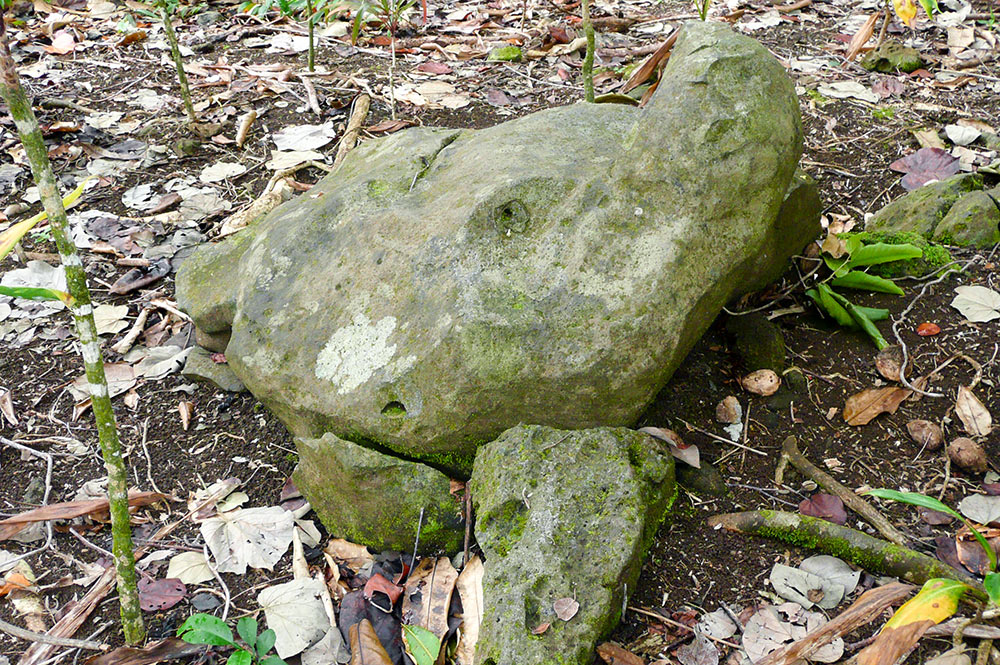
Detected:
left=951, top=286, right=1000, bottom=322
left=166, top=551, right=214, bottom=585
left=454, top=556, right=484, bottom=665
left=553, top=597, right=579, bottom=621
left=258, top=577, right=329, bottom=658
left=200, top=506, right=295, bottom=574
left=955, top=386, right=991, bottom=436
left=957, top=494, right=1000, bottom=526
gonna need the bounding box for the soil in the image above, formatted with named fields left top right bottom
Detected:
left=1, top=0, right=1000, bottom=662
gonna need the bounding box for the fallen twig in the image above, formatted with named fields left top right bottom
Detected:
left=777, top=436, right=909, bottom=546
left=707, top=510, right=985, bottom=597
left=334, top=94, right=371, bottom=169
left=0, top=617, right=106, bottom=651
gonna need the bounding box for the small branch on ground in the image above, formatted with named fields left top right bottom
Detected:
left=777, top=436, right=910, bottom=546
left=334, top=94, right=372, bottom=168
left=707, top=510, right=985, bottom=598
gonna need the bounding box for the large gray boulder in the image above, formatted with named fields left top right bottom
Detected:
left=470, top=425, right=675, bottom=665
left=176, top=21, right=813, bottom=476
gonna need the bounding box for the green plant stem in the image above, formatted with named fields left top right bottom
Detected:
left=159, top=3, right=198, bottom=125
left=581, top=0, right=595, bottom=102
left=0, top=21, right=145, bottom=646
left=389, top=32, right=396, bottom=119
left=307, top=0, right=315, bottom=72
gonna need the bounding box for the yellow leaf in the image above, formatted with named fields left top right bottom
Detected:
left=892, top=0, right=918, bottom=27
left=0, top=176, right=94, bottom=262
left=857, top=579, right=967, bottom=665
left=884, top=578, right=966, bottom=628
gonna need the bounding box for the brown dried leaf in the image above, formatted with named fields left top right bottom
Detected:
left=955, top=386, right=992, bottom=437
left=454, top=556, right=484, bottom=665
left=0, top=491, right=169, bottom=540
left=177, top=400, right=194, bottom=431
left=349, top=619, right=393, bottom=665
left=597, top=642, right=646, bottom=665
left=0, top=388, right=17, bottom=426
left=875, top=345, right=908, bottom=382
left=86, top=638, right=204, bottom=665
left=324, top=538, right=374, bottom=574
left=843, top=386, right=912, bottom=426
left=845, top=12, right=879, bottom=61
left=401, top=557, right=458, bottom=640
left=857, top=621, right=935, bottom=665
left=621, top=30, right=677, bottom=94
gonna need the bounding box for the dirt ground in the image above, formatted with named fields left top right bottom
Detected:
left=1, top=0, right=1000, bottom=661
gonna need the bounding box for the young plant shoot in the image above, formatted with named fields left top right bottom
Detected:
left=0, top=20, right=145, bottom=644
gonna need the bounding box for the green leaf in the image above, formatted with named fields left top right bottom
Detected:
left=917, top=0, right=937, bottom=15
left=867, top=489, right=997, bottom=570
left=807, top=284, right=854, bottom=328
left=402, top=625, right=441, bottom=665
left=226, top=650, right=253, bottom=665
left=256, top=629, right=277, bottom=658
left=824, top=288, right=889, bottom=349
left=831, top=270, right=904, bottom=295
left=846, top=242, right=923, bottom=268
left=260, top=656, right=287, bottom=665
left=986, top=573, right=1000, bottom=607
left=856, top=306, right=890, bottom=322
left=0, top=285, right=73, bottom=305
left=177, top=614, right=236, bottom=647
left=236, top=617, right=258, bottom=650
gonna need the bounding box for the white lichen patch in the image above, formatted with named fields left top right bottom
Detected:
left=316, top=314, right=399, bottom=394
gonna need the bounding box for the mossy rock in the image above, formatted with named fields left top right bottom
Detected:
left=470, top=425, right=675, bottom=665
left=843, top=231, right=952, bottom=278
left=860, top=41, right=922, bottom=73
left=866, top=173, right=984, bottom=238
left=182, top=346, right=247, bottom=393
left=932, top=190, right=1000, bottom=247
left=293, top=433, right=464, bottom=554
left=725, top=312, right=785, bottom=372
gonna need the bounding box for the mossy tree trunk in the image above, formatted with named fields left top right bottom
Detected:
left=307, top=0, right=316, bottom=72
left=0, top=21, right=146, bottom=645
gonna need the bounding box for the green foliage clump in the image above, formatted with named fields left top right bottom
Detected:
left=844, top=231, right=953, bottom=278
left=179, top=614, right=286, bottom=665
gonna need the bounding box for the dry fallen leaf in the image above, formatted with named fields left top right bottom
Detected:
left=951, top=285, right=1000, bottom=322
left=955, top=386, right=991, bottom=436
left=401, top=557, right=458, bottom=640
left=200, top=506, right=295, bottom=574
left=177, top=400, right=194, bottom=431
left=843, top=386, right=912, bottom=426
left=454, top=556, right=484, bottom=665
left=906, top=419, right=943, bottom=450
left=258, top=577, right=330, bottom=658
left=553, top=597, right=579, bottom=621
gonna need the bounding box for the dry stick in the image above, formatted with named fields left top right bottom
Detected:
left=333, top=94, right=371, bottom=168
left=0, top=618, right=106, bottom=651
left=708, top=510, right=985, bottom=596
left=110, top=307, right=150, bottom=355
left=757, top=582, right=913, bottom=665
left=298, top=74, right=321, bottom=117
left=626, top=606, right=741, bottom=649
left=0, top=21, right=144, bottom=647
left=779, top=436, right=910, bottom=546
left=580, top=0, right=595, bottom=102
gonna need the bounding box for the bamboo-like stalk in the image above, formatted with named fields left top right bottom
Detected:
left=159, top=2, right=198, bottom=125
left=388, top=32, right=397, bottom=120
left=581, top=0, right=595, bottom=102
left=0, top=21, right=145, bottom=646
left=307, top=0, right=316, bottom=72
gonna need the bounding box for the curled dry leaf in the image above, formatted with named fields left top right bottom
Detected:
left=596, top=642, right=645, bottom=665
left=875, top=345, right=908, bottom=382
left=553, top=597, right=579, bottom=621
left=888, top=147, right=961, bottom=191
left=177, top=400, right=194, bottom=431
left=906, top=419, right=944, bottom=450
left=955, top=386, right=992, bottom=437
left=843, top=386, right=912, bottom=426
left=741, top=369, right=780, bottom=396
left=715, top=396, right=742, bottom=424
left=638, top=427, right=700, bottom=468
left=531, top=622, right=550, bottom=635
left=948, top=438, right=987, bottom=474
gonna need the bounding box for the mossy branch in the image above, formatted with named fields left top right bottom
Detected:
left=0, top=22, right=145, bottom=645
left=708, top=510, right=986, bottom=601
